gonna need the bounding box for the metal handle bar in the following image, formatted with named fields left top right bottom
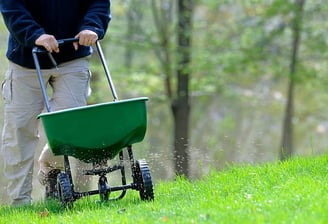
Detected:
left=57, top=37, right=79, bottom=45
left=32, top=38, right=118, bottom=112
left=32, top=37, right=78, bottom=51
left=32, top=38, right=81, bottom=69
left=32, top=38, right=79, bottom=55
left=95, top=41, right=119, bottom=101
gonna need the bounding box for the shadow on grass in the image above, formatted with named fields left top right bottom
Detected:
left=0, top=190, right=154, bottom=217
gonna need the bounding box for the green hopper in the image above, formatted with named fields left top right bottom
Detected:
left=38, top=97, right=148, bottom=163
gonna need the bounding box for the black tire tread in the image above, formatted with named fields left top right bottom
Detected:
left=57, top=173, right=74, bottom=207
left=136, top=159, right=154, bottom=201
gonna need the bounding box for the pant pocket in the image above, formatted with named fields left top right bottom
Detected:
left=1, top=69, right=13, bottom=104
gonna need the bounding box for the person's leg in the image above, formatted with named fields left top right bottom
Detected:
left=1, top=62, right=49, bottom=206
left=37, top=58, right=91, bottom=189
left=48, top=58, right=91, bottom=111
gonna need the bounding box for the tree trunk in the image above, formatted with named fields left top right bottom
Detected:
left=124, top=0, right=143, bottom=70
left=172, top=0, right=193, bottom=177
left=280, top=0, right=305, bottom=160
left=151, top=0, right=174, bottom=99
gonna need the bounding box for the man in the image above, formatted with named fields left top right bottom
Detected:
left=0, top=0, right=111, bottom=206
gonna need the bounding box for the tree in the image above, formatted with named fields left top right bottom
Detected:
left=280, top=0, right=305, bottom=160
left=150, top=0, right=194, bottom=177
left=173, top=0, right=194, bottom=176
left=123, top=0, right=143, bottom=70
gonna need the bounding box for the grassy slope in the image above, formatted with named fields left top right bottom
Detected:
left=1, top=155, right=328, bottom=224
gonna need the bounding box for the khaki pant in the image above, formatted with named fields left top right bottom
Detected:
left=1, top=58, right=90, bottom=206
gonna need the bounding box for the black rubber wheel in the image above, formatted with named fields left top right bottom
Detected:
left=135, top=159, right=154, bottom=201
left=57, top=173, right=74, bottom=208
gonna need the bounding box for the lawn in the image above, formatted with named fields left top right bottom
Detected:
left=1, top=155, right=328, bottom=223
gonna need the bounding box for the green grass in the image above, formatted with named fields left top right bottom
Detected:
left=1, top=155, right=328, bottom=223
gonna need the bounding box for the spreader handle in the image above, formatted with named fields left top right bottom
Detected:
left=32, top=38, right=119, bottom=112
left=32, top=38, right=79, bottom=54
left=57, top=38, right=79, bottom=46
left=96, top=41, right=119, bottom=101
left=32, top=38, right=80, bottom=112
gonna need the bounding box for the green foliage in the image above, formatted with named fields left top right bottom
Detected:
left=1, top=155, right=328, bottom=223
left=99, top=1, right=328, bottom=103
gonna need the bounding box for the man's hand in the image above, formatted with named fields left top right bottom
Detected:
left=35, top=34, right=59, bottom=53
left=73, top=30, right=98, bottom=50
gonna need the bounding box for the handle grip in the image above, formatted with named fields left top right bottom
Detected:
left=57, top=38, right=79, bottom=46
left=32, top=38, right=79, bottom=54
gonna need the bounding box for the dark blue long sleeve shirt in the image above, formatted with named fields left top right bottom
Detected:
left=0, top=0, right=111, bottom=68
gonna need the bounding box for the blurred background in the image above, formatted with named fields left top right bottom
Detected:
left=1, top=0, right=328, bottom=204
